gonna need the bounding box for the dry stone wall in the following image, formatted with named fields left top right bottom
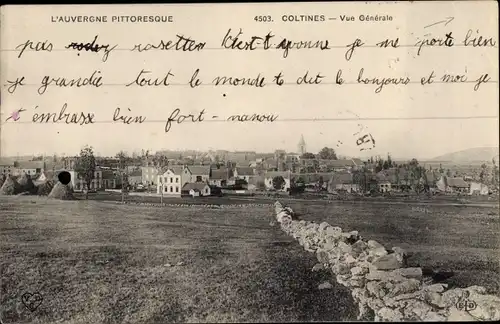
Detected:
left=273, top=201, right=500, bottom=321
left=115, top=201, right=272, bottom=209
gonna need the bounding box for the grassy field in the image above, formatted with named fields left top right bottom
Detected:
left=76, top=190, right=499, bottom=207
left=0, top=196, right=357, bottom=324
left=2, top=196, right=498, bottom=323
left=287, top=200, right=500, bottom=295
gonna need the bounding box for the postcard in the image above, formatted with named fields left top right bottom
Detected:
left=0, top=2, right=498, bottom=323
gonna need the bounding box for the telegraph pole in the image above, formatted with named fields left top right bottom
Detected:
left=160, top=181, right=164, bottom=205
left=120, top=156, right=124, bottom=203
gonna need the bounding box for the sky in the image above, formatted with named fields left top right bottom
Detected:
left=0, top=2, right=498, bottom=159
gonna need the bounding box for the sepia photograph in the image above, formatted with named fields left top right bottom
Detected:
left=0, top=1, right=499, bottom=323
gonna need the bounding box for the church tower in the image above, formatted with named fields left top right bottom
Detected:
left=298, top=135, right=306, bottom=155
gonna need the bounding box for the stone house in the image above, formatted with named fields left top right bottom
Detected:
left=208, top=168, right=232, bottom=187
left=327, top=172, right=360, bottom=193
left=436, top=176, right=469, bottom=193
left=157, top=166, right=183, bottom=196
left=141, top=166, right=159, bottom=186
left=469, top=182, right=489, bottom=195
left=128, top=169, right=143, bottom=185
left=185, top=165, right=211, bottom=184
left=181, top=182, right=211, bottom=197
left=233, top=167, right=255, bottom=183
left=18, top=161, right=45, bottom=176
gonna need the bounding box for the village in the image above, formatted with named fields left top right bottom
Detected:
left=1, top=136, right=498, bottom=200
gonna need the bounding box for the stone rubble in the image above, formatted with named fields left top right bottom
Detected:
left=273, top=201, right=500, bottom=322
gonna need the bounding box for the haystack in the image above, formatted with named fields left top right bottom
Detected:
left=48, top=182, right=75, bottom=200
left=0, top=175, right=22, bottom=195
left=37, top=180, right=54, bottom=196
left=18, top=173, right=36, bottom=194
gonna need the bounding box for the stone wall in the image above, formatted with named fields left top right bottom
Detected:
left=273, top=201, right=500, bottom=321
left=115, top=201, right=272, bottom=209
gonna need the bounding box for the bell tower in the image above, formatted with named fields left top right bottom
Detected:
left=298, top=135, right=306, bottom=155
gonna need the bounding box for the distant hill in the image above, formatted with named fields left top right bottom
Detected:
left=430, top=147, right=500, bottom=163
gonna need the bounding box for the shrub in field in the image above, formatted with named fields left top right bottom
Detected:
left=0, top=175, right=22, bottom=195
left=17, top=173, right=36, bottom=194
left=48, top=182, right=75, bottom=200
left=37, top=180, right=54, bottom=196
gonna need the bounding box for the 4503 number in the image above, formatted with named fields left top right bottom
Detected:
left=254, top=15, right=273, bottom=22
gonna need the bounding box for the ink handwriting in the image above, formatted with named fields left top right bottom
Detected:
left=345, top=38, right=364, bottom=61
left=221, top=29, right=274, bottom=51
left=125, top=69, right=175, bottom=87
left=131, top=35, right=206, bottom=52
left=5, top=108, right=26, bottom=122
left=275, top=38, right=330, bottom=59
left=6, top=76, right=26, bottom=94
left=32, top=103, right=95, bottom=125
left=113, top=108, right=146, bottom=124
left=212, top=74, right=266, bottom=87
left=415, top=32, right=454, bottom=56
left=165, top=108, right=206, bottom=133
left=227, top=114, right=278, bottom=122
left=65, top=35, right=117, bottom=62
left=38, top=70, right=103, bottom=95
left=15, top=40, right=53, bottom=59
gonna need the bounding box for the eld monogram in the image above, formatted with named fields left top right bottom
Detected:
left=455, top=291, right=477, bottom=312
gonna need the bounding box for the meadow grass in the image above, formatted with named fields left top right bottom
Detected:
left=0, top=196, right=357, bottom=324
left=288, top=200, right=500, bottom=294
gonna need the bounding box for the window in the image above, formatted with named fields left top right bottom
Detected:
left=170, top=186, right=173, bottom=192
left=170, top=177, right=173, bottom=183
left=176, top=178, right=179, bottom=183
left=196, top=176, right=202, bottom=182
left=176, top=187, right=179, bottom=192
left=205, top=188, right=208, bottom=194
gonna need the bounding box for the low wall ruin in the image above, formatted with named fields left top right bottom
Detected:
left=273, top=201, right=500, bottom=321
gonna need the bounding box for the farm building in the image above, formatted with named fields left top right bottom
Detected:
left=181, top=183, right=211, bottom=197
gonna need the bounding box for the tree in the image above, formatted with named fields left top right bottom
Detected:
left=272, top=176, right=285, bottom=190
left=152, top=153, right=168, bottom=168
left=318, top=176, right=324, bottom=190
left=395, top=167, right=401, bottom=190
left=492, top=158, right=499, bottom=187
left=141, top=149, right=150, bottom=166
left=116, top=151, right=131, bottom=201
left=301, top=152, right=315, bottom=159
left=387, top=154, right=393, bottom=168
left=317, top=147, right=337, bottom=160
left=479, top=163, right=488, bottom=184
left=383, top=160, right=390, bottom=170
left=403, top=171, right=410, bottom=192
left=412, top=166, right=425, bottom=194
left=75, top=145, right=96, bottom=200
left=290, top=177, right=305, bottom=194
left=13, top=161, right=19, bottom=167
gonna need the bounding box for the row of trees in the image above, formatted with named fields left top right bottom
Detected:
left=301, top=147, right=339, bottom=160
